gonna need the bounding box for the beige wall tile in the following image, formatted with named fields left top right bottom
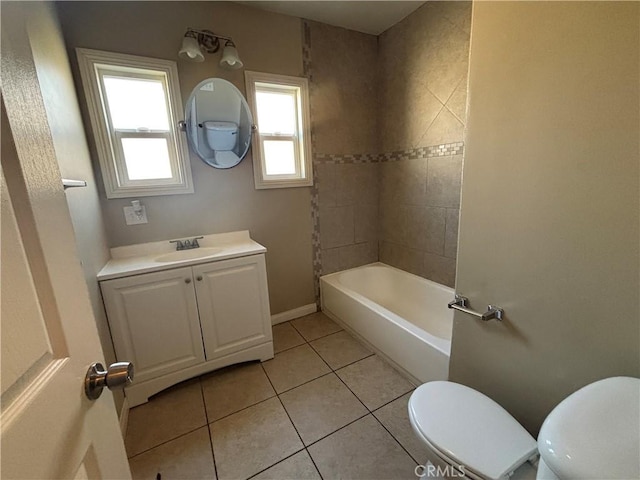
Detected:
left=427, top=155, right=463, bottom=208
left=338, top=242, right=378, bottom=270
left=424, top=253, right=456, bottom=288
left=425, top=207, right=447, bottom=255
left=419, top=107, right=465, bottom=147
left=321, top=247, right=342, bottom=275
left=379, top=241, right=425, bottom=278
left=446, top=73, right=469, bottom=124
left=355, top=203, right=379, bottom=243
left=309, top=22, right=379, bottom=154
left=319, top=205, right=355, bottom=249
left=444, top=208, right=460, bottom=259
left=316, top=162, right=336, bottom=208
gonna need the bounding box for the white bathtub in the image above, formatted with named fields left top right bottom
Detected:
left=320, top=262, right=453, bottom=384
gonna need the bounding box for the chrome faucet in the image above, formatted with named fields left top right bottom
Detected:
left=169, top=236, right=204, bottom=251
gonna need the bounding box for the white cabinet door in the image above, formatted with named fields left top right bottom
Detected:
left=194, top=255, right=272, bottom=360
left=101, top=267, right=205, bottom=383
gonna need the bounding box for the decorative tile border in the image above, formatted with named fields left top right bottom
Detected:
left=314, top=152, right=379, bottom=164
left=313, top=142, right=464, bottom=165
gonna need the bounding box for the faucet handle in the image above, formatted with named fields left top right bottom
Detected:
left=191, top=236, right=204, bottom=248
left=169, top=239, right=185, bottom=250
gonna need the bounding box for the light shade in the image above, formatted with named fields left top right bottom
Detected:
left=178, top=36, right=204, bottom=62
left=219, top=41, right=243, bottom=70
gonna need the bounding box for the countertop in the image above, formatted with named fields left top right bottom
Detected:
left=97, top=230, right=266, bottom=281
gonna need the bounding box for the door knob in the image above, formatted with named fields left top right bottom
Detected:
left=85, top=361, right=134, bottom=400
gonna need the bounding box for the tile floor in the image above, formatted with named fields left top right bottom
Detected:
left=125, top=312, right=430, bottom=480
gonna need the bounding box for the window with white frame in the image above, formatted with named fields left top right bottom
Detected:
left=245, top=71, right=312, bottom=189
left=76, top=49, right=193, bottom=198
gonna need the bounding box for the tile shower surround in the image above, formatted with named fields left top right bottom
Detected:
left=310, top=142, right=464, bottom=300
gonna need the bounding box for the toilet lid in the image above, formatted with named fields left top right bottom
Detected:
left=408, top=381, right=537, bottom=480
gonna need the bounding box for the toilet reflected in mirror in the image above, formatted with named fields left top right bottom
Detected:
left=184, top=78, right=253, bottom=169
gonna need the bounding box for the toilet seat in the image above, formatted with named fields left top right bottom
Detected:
left=213, top=150, right=240, bottom=168
left=408, top=381, right=538, bottom=480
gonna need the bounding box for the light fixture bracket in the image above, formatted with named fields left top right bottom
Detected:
left=185, top=28, right=232, bottom=54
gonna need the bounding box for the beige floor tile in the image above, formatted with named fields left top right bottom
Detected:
left=291, top=312, right=342, bottom=341
left=128, top=427, right=215, bottom=480
left=308, top=415, right=417, bottom=480
left=125, top=380, right=207, bottom=457
left=310, top=330, right=372, bottom=370
left=280, top=374, right=367, bottom=445
left=201, top=362, right=275, bottom=422
left=373, top=392, right=430, bottom=464
left=336, top=355, right=414, bottom=410
left=272, top=322, right=306, bottom=353
left=210, top=397, right=303, bottom=480
left=250, top=451, right=321, bottom=480
left=262, top=344, right=331, bottom=393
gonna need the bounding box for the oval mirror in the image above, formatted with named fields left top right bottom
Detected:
left=184, top=78, right=253, bottom=169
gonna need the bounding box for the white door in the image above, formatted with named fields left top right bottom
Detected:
left=0, top=4, right=131, bottom=478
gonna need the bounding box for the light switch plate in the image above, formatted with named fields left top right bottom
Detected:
left=124, top=206, right=148, bottom=225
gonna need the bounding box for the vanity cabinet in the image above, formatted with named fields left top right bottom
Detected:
left=100, top=254, right=273, bottom=407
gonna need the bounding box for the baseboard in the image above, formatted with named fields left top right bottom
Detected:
left=271, top=303, right=317, bottom=325
left=119, top=397, right=129, bottom=439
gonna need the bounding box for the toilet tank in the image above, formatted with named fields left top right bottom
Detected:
left=203, top=121, right=238, bottom=151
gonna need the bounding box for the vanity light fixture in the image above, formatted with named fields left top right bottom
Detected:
left=178, top=28, right=244, bottom=70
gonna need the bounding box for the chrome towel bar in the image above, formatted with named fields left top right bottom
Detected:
left=448, top=294, right=504, bottom=321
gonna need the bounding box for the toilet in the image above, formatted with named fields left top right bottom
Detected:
left=203, top=121, right=240, bottom=168
left=408, top=377, right=640, bottom=480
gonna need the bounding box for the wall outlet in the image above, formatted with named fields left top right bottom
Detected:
left=124, top=205, right=148, bottom=225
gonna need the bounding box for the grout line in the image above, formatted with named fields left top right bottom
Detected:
left=371, top=409, right=422, bottom=466
left=305, top=446, right=324, bottom=480
left=205, top=393, right=277, bottom=426
left=244, top=448, right=308, bottom=480
left=369, top=387, right=415, bottom=413
left=273, top=371, right=334, bottom=396
left=303, top=412, right=370, bottom=449
left=260, top=364, right=310, bottom=462
left=199, top=379, right=219, bottom=480
left=126, top=424, right=209, bottom=460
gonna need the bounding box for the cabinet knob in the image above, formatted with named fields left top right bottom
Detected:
left=185, top=278, right=192, bottom=284
left=196, top=275, right=203, bottom=281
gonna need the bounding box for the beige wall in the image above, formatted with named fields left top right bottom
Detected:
left=307, top=21, right=380, bottom=276
left=377, top=2, right=471, bottom=287
left=17, top=2, right=125, bottom=413
left=450, top=1, right=640, bottom=434
left=56, top=1, right=315, bottom=314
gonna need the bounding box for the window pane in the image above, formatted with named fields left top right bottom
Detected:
left=256, top=90, right=296, bottom=135
left=121, top=138, right=173, bottom=180
left=103, top=76, right=170, bottom=130
left=263, top=140, right=296, bottom=175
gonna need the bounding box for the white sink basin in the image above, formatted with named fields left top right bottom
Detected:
left=154, top=247, right=223, bottom=263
